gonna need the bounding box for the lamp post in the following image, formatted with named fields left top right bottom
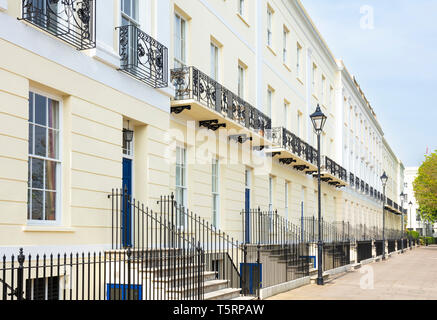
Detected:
left=380, top=172, right=388, bottom=260
left=310, top=104, right=327, bottom=286
left=408, top=201, right=413, bottom=230
left=400, top=192, right=407, bottom=253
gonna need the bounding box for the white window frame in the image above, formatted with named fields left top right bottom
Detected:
left=283, top=102, right=289, bottom=129
left=296, top=43, right=302, bottom=78
left=210, top=42, right=219, bottom=81
left=321, top=75, right=326, bottom=105
left=28, top=89, right=63, bottom=226
left=212, top=158, right=220, bottom=228
left=238, top=0, right=245, bottom=16
left=121, top=0, right=140, bottom=26
left=312, top=63, right=317, bottom=94
left=283, top=28, right=288, bottom=65
left=175, top=146, right=187, bottom=227
left=174, top=13, right=187, bottom=68
left=238, top=64, right=245, bottom=98
left=267, top=7, right=273, bottom=46
left=267, top=89, right=273, bottom=119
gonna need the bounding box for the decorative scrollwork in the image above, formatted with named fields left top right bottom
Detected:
left=171, top=66, right=271, bottom=137
left=118, top=25, right=168, bottom=88
left=21, top=0, right=96, bottom=50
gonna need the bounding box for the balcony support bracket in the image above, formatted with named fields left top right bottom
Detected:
left=199, top=120, right=226, bottom=131
left=171, top=105, right=191, bottom=114
left=229, top=134, right=253, bottom=144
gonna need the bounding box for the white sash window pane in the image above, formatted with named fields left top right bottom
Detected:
left=35, top=94, right=46, bottom=126
left=28, top=91, right=61, bottom=222
left=210, top=43, right=219, bottom=80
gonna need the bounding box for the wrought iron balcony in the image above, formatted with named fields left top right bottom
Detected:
left=118, top=25, right=168, bottom=88
left=355, top=177, right=360, bottom=189
left=387, top=198, right=393, bottom=207
left=171, top=66, right=271, bottom=137
left=370, top=186, right=373, bottom=197
left=361, top=180, right=365, bottom=193
left=270, top=127, right=317, bottom=169
left=350, top=173, right=355, bottom=186
left=21, top=0, right=96, bottom=50
left=365, top=183, right=369, bottom=194
left=321, top=156, right=348, bottom=186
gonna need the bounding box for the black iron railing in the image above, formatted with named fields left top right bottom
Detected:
left=158, top=194, right=243, bottom=291
left=21, top=0, right=96, bottom=50
left=355, top=177, right=360, bottom=189
left=323, top=156, right=348, bottom=182
left=270, top=127, right=317, bottom=166
left=1, top=247, right=204, bottom=300
left=171, top=66, right=272, bottom=137
left=356, top=241, right=373, bottom=262
left=118, top=25, right=168, bottom=88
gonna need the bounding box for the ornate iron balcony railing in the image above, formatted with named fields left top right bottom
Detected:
left=355, top=177, right=360, bottom=189
left=118, top=25, right=168, bottom=88
left=350, top=173, right=355, bottom=185
left=361, top=180, right=365, bottom=193
left=21, top=0, right=96, bottom=50
left=323, top=156, right=348, bottom=182
left=387, top=198, right=393, bottom=207
left=365, top=183, right=369, bottom=194
left=171, top=66, right=272, bottom=136
left=270, top=127, right=317, bottom=166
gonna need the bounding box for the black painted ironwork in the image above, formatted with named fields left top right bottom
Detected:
left=118, top=25, right=168, bottom=88
left=171, top=66, right=272, bottom=137
left=1, top=246, right=204, bottom=300
left=21, top=0, right=96, bottom=50
left=171, top=105, right=191, bottom=114
left=199, top=120, right=226, bottom=131
left=229, top=134, right=252, bottom=144
left=270, top=127, right=318, bottom=167
left=323, top=156, right=348, bottom=183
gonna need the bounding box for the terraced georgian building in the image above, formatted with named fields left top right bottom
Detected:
left=0, top=0, right=405, bottom=255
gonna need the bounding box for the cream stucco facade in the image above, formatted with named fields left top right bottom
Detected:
left=0, top=0, right=405, bottom=254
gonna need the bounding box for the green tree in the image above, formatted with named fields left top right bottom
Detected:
left=413, top=150, right=437, bottom=223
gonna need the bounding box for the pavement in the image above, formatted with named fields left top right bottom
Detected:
left=267, top=245, right=437, bottom=300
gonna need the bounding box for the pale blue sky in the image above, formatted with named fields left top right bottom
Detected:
left=301, top=0, right=437, bottom=167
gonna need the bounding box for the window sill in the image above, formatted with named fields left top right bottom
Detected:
left=236, top=13, right=250, bottom=27
left=266, top=45, right=276, bottom=56
left=22, top=226, right=76, bottom=233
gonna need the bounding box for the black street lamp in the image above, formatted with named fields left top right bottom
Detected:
left=380, top=172, right=388, bottom=260
left=409, top=201, right=413, bottom=230
left=310, top=104, right=327, bottom=286
left=400, top=192, right=407, bottom=253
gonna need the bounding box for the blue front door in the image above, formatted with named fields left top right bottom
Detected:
left=245, top=188, right=250, bottom=243
left=122, top=158, right=132, bottom=248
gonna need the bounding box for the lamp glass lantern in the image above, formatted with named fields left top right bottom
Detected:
left=310, top=104, right=327, bottom=134
left=380, top=172, right=388, bottom=187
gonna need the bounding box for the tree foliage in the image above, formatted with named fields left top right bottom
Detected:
left=413, top=150, right=437, bottom=223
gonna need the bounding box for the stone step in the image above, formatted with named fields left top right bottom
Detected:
left=204, top=288, right=242, bottom=300
left=168, top=279, right=229, bottom=295
left=231, top=295, right=257, bottom=301
left=139, top=263, right=205, bottom=277
left=152, top=271, right=217, bottom=285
